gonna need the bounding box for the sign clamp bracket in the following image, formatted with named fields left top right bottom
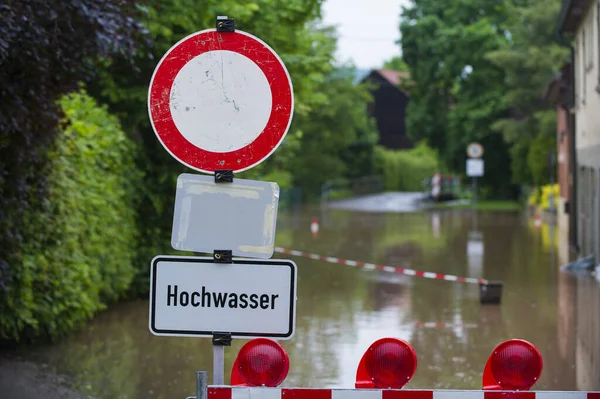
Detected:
left=216, top=16, right=236, bottom=32
left=212, top=332, right=232, bottom=385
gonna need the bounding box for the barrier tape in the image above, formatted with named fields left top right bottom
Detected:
left=207, top=387, right=600, bottom=399
left=274, top=247, right=488, bottom=285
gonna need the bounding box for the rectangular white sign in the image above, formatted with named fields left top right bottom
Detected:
left=171, top=173, right=279, bottom=259
left=149, top=256, right=297, bottom=339
left=466, top=159, right=484, bottom=177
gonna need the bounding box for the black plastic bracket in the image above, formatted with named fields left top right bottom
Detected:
left=214, top=169, right=234, bottom=183
left=216, top=16, right=236, bottom=32
left=479, top=281, right=503, bottom=305
left=212, top=332, right=233, bottom=346
left=213, top=250, right=232, bottom=263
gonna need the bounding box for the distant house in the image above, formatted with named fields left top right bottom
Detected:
left=360, top=69, right=413, bottom=150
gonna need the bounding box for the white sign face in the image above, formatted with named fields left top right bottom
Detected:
left=171, top=173, right=279, bottom=258
left=466, top=159, right=484, bottom=177
left=149, top=256, right=297, bottom=339
left=467, top=143, right=484, bottom=158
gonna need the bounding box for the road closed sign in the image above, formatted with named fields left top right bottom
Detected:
left=149, top=256, right=297, bottom=339
left=147, top=28, right=294, bottom=174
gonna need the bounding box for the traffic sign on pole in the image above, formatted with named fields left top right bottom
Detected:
left=467, top=142, right=484, bottom=158
left=149, top=255, right=297, bottom=339
left=147, top=17, right=295, bottom=387
left=148, top=27, right=294, bottom=174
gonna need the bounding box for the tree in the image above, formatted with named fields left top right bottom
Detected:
left=485, top=0, right=568, bottom=186
left=383, top=56, right=409, bottom=72
left=399, top=0, right=517, bottom=198
left=85, top=0, right=377, bottom=290
left=289, top=66, right=378, bottom=197
left=0, top=1, right=145, bottom=292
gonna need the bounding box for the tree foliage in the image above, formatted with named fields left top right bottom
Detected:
left=374, top=142, right=441, bottom=192
left=288, top=67, right=379, bottom=197
left=0, top=91, right=141, bottom=342
left=382, top=56, right=410, bottom=72
left=398, top=0, right=568, bottom=195
left=84, top=0, right=379, bottom=290
left=485, top=0, right=568, bottom=185
left=399, top=0, right=516, bottom=198
left=0, top=0, right=146, bottom=291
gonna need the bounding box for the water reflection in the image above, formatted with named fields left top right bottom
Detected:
left=4, top=205, right=600, bottom=397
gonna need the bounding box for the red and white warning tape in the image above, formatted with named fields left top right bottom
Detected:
left=208, top=387, right=600, bottom=399
left=274, top=247, right=488, bottom=285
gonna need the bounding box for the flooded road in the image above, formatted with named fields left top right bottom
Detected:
left=4, top=199, right=600, bottom=398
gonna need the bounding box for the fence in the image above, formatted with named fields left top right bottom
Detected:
left=279, top=187, right=303, bottom=210
left=320, top=175, right=384, bottom=205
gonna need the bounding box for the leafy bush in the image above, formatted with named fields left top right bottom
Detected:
left=0, top=90, right=141, bottom=342
left=374, top=142, right=441, bottom=191
left=527, top=184, right=558, bottom=210
left=0, top=0, right=145, bottom=295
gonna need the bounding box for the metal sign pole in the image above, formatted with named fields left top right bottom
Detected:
left=213, top=344, right=225, bottom=385
left=212, top=169, right=234, bottom=386
left=472, top=176, right=478, bottom=232
left=196, top=371, right=208, bottom=399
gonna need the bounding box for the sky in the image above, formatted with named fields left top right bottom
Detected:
left=321, top=0, right=412, bottom=70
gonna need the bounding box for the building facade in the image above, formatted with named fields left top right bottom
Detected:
left=559, top=0, right=600, bottom=260
left=544, top=63, right=573, bottom=257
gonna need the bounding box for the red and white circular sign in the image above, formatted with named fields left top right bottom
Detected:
left=148, top=29, right=294, bottom=173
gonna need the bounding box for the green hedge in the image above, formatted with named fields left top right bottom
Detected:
left=0, top=90, right=141, bottom=342
left=374, top=142, right=441, bottom=192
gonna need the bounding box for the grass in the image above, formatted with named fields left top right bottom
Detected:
left=431, top=200, right=523, bottom=211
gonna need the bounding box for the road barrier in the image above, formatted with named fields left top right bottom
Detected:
left=274, top=247, right=503, bottom=304
left=204, top=388, right=600, bottom=398
left=432, top=173, right=441, bottom=198
left=186, top=338, right=600, bottom=399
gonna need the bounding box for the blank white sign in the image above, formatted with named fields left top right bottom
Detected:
left=171, top=173, right=279, bottom=258
left=466, top=159, right=484, bottom=177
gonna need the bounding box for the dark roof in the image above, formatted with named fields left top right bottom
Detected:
left=362, top=69, right=410, bottom=86
left=543, top=63, right=571, bottom=105
left=558, top=0, right=594, bottom=33
left=376, top=69, right=410, bottom=86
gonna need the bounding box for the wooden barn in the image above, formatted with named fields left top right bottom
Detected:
left=361, top=69, right=413, bottom=150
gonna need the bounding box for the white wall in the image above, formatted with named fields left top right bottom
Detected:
left=575, top=2, right=600, bottom=150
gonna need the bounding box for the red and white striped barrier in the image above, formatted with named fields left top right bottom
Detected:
left=432, top=173, right=441, bottom=198
left=274, top=247, right=488, bottom=285
left=207, top=387, right=600, bottom=398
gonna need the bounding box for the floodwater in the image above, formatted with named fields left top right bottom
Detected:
left=5, top=195, right=600, bottom=398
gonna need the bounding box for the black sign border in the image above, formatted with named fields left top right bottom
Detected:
left=149, top=255, right=297, bottom=339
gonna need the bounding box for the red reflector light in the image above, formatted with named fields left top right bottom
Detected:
left=483, top=339, right=543, bottom=391
left=355, top=338, right=417, bottom=389
left=231, top=338, right=289, bottom=387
